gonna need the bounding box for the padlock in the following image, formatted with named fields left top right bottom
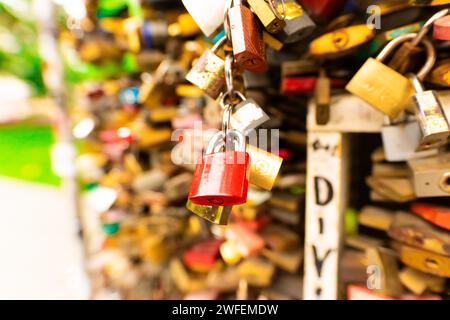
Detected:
left=225, top=91, right=270, bottom=134
left=388, top=212, right=450, bottom=256
left=181, top=0, right=227, bottom=38
left=263, top=31, right=284, bottom=51
left=185, top=37, right=226, bottom=100
left=186, top=200, right=233, bottom=225
left=315, top=69, right=331, bottom=125
left=346, top=33, right=435, bottom=119
left=410, top=0, right=450, bottom=6
left=428, top=58, right=450, bottom=87
left=246, top=144, right=283, bottom=190
left=410, top=203, right=450, bottom=231
left=434, top=15, right=450, bottom=40
left=399, top=267, right=445, bottom=296
left=140, top=20, right=168, bottom=49
left=392, top=242, right=450, bottom=278
left=227, top=0, right=268, bottom=73
left=298, top=0, right=346, bottom=21
left=275, top=0, right=315, bottom=44
left=309, top=24, right=375, bottom=58
left=247, top=0, right=286, bottom=34
left=188, top=130, right=250, bottom=206
left=410, top=74, right=450, bottom=150
left=237, top=257, right=275, bottom=287
left=366, top=246, right=404, bottom=297
left=408, top=152, right=450, bottom=198
left=183, top=239, right=223, bottom=272
left=381, top=115, right=437, bottom=162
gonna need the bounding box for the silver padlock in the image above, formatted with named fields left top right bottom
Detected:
left=222, top=92, right=270, bottom=135
left=276, top=0, right=315, bottom=44
left=411, top=75, right=450, bottom=151
left=181, top=0, right=226, bottom=38
left=381, top=115, right=437, bottom=162
left=408, top=152, right=450, bottom=198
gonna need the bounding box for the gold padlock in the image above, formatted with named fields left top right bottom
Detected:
left=246, top=144, right=283, bottom=190
left=346, top=33, right=435, bottom=118
left=247, top=0, right=286, bottom=34
left=185, top=36, right=226, bottom=100
left=186, top=200, right=232, bottom=225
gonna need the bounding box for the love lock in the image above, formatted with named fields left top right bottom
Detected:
left=188, top=129, right=250, bottom=206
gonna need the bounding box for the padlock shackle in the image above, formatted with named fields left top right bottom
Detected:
left=376, top=34, right=416, bottom=62
left=267, top=0, right=286, bottom=20
left=211, top=36, right=227, bottom=52
left=225, top=129, right=246, bottom=152
left=219, top=90, right=246, bottom=109
left=204, top=129, right=245, bottom=155
left=222, top=104, right=233, bottom=134
left=377, top=33, right=436, bottom=81
left=225, top=53, right=236, bottom=98
left=411, top=8, right=450, bottom=47
left=205, top=131, right=226, bottom=155
left=415, top=38, right=436, bottom=81
left=409, top=74, right=424, bottom=94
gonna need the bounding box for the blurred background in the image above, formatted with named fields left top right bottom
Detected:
left=0, top=0, right=449, bottom=300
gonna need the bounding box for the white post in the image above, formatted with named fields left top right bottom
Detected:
left=303, top=131, right=349, bottom=300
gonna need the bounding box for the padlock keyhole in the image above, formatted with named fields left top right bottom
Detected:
left=439, top=173, right=450, bottom=193
left=424, top=258, right=439, bottom=270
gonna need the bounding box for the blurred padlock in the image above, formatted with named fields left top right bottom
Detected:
left=185, top=37, right=226, bottom=100
left=276, top=0, right=315, bottom=43
left=408, top=152, right=450, bottom=198
left=410, top=74, right=450, bottom=150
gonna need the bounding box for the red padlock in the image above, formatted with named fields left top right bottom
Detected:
left=410, top=203, right=450, bottom=231
left=188, top=130, right=250, bottom=206
left=433, top=15, right=450, bottom=41
left=183, top=239, right=224, bottom=272
left=298, top=0, right=346, bottom=20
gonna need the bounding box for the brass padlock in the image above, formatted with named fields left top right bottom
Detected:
left=346, top=33, right=435, bottom=118
left=392, top=242, right=450, bottom=278
left=246, top=144, right=283, bottom=190
left=410, top=75, right=450, bottom=150
left=185, top=36, right=226, bottom=99
left=186, top=200, right=233, bottom=225
left=247, top=0, right=286, bottom=34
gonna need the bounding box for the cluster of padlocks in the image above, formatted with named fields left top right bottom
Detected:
left=63, top=0, right=450, bottom=299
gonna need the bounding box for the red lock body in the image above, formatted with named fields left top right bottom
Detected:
left=189, top=151, right=250, bottom=206
left=433, top=15, right=450, bottom=41
left=298, top=0, right=346, bottom=20
left=183, top=239, right=224, bottom=271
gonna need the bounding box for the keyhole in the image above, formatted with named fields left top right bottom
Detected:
left=208, top=198, right=224, bottom=205
left=332, top=31, right=349, bottom=49
left=439, top=172, right=450, bottom=193
left=425, top=258, right=440, bottom=270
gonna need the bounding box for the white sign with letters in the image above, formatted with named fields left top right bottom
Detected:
left=303, top=132, right=349, bottom=300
